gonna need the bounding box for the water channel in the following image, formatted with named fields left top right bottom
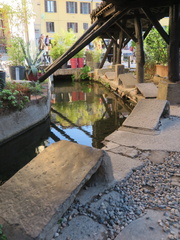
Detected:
left=0, top=79, right=132, bottom=185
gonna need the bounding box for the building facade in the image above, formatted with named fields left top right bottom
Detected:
left=33, top=0, right=102, bottom=43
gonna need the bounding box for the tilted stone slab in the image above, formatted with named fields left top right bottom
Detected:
left=136, top=82, right=158, bottom=98
left=122, top=99, right=170, bottom=132
left=105, top=72, right=116, bottom=81
left=0, top=140, right=114, bottom=240
left=119, top=73, right=137, bottom=88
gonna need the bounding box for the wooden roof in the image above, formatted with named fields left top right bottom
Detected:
left=90, top=0, right=180, bottom=40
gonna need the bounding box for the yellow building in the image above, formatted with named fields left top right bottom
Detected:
left=33, top=0, right=102, bottom=42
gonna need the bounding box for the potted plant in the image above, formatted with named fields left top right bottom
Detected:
left=144, top=27, right=168, bottom=77
left=7, top=36, right=26, bottom=80
left=76, top=48, right=85, bottom=68
left=50, top=29, right=77, bottom=68
left=20, top=40, right=44, bottom=81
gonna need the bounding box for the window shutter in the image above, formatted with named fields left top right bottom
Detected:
left=88, top=3, right=91, bottom=14
left=76, top=23, right=78, bottom=33
left=45, top=0, right=48, bottom=12
left=75, top=2, right=77, bottom=13
left=66, top=2, right=69, bottom=13
left=80, top=2, right=82, bottom=14
left=54, top=1, right=57, bottom=12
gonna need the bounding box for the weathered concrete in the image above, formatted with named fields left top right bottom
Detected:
left=105, top=72, right=116, bottom=81
left=136, top=82, right=158, bottom=98
left=0, top=140, right=114, bottom=240
left=122, top=99, right=170, bottom=132
left=0, top=80, right=51, bottom=144
left=119, top=73, right=137, bottom=88
left=56, top=216, right=106, bottom=240
left=105, top=116, right=180, bottom=152
left=157, top=80, right=180, bottom=105
left=114, top=209, right=179, bottom=240
left=105, top=152, right=143, bottom=181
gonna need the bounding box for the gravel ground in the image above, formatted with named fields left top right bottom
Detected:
left=51, top=151, right=180, bottom=240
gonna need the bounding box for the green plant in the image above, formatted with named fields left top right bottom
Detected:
left=50, top=29, right=77, bottom=61
left=6, top=37, right=25, bottom=66
left=20, top=40, right=44, bottom=76
left=0, top=224, right=7, bottom=240
left=144, top=56, right=156, bottom=79
left=79, top=66, right=91, bottom=80
left=144, top=27, right=168, bottom=65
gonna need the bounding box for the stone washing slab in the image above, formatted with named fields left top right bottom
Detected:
left=122, top=99, right=170, bottom=131
left=0, top=140, right=114, bottom=240
left=105, top=72, right=116, bottom=81
left=119, top=73, right=137, bottom=88
left=136, top=82, right=158, bottom=98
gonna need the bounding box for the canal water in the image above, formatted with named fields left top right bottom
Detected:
left=0, top=79, right=132, bottom=185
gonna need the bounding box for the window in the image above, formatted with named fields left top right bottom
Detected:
left=67, top=22, right=78, bottom=33
left=80, top=2, right=90, bottom=14
left=66, top=2, right=77, bottom=13
left=83, top=23, right=88, bottom=31
left=96, top=3, right=100, bottom=7
left=46, top=22, right=55, bottom=32
left=45, top=0, right=57, bottom=12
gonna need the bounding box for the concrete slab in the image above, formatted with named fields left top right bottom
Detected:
left=105, top=116, right=180, bottom=152
left=136, top=82, right=158, bottom=98
left=115, top=209, right=179, bottom=240
left=0, top=140, right=114, bottom=240
left=107, top=152, right=144, bottom=181
left=105, top=72, right=116, bottom=81
left=56, top=216, right=106, bottom=240
left=119, top=73, right=137, bottom=88
left=122, top=99, right=170, bottom=131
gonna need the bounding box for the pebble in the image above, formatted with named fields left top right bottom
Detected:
left=53, top=151, right=180, bottom=240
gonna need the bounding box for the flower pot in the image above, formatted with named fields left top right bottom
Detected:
left=9, top=66, right=25, bottom=80
left=70, top=58, right=77, bottom=69
left=77, top=58, right=84, bottom=68
left=155, top=65, right=168, bottom=78
left=0, top=71, right=6, bottom=90
left=26, top=72, right=44, bottom=81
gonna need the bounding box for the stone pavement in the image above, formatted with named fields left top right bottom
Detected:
left=49, top=104, right=180, bottom=240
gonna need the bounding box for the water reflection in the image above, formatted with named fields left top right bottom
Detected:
left=50, top=80, right=131, bottom=148
left=0, top=118, right=51, bottom=185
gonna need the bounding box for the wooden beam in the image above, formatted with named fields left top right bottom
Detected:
left=168, top=4, right=180, bottom=82
left=115, top=22, right=137, bottom=42
left=134, top=9, right=145, bottom=83
left=141, top=8, right=169, bottom=44
left=39, top=8, right=129, bottom=82
left=99, top=39, right=113, bottom=68
left=143, top=24, right=153, bottom=39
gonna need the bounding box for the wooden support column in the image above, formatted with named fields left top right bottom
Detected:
left=116, top=30, right=124, bottom=64
left=134, top=10, right=145, bottom=83
left=168, top=4, right=180, bottom=82
left=113, top=42, right=117, bottom=65
left=99, top=39, right=113, bottom=68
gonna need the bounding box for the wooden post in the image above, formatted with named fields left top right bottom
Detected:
left=168, top=4, right=180, bottom=82
left=99, top=39, right=113, bottom=68
left=134, top=10, right=145, bottom=83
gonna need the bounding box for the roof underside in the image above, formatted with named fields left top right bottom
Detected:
left=91, top=0, right=180, bottom=39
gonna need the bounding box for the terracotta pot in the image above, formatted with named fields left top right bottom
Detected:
left=77, top=58, right=84, bottom=68
left=155, top=65, right=168, bottom=78
left=70, top=58, right=77, bottom=68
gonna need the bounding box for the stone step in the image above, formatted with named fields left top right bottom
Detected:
left=136, top=82, right=158, bottom=98
left=119, top=73, right=137, bottom=88
left=122, top=99, right=170, bottom=133
left=0, top=140, right=114, bottom=240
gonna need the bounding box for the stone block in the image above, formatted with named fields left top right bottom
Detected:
left=122, top=99, right=170, bottom=131
left=114, top=64, right=125, bottom=83
left=157, top=80, right=180, bottom=105
left=136, top=82, right=158, bottom=98
left=119, top=73, right=137, bottom=88
left=0, top=140, right=114, bottom=240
